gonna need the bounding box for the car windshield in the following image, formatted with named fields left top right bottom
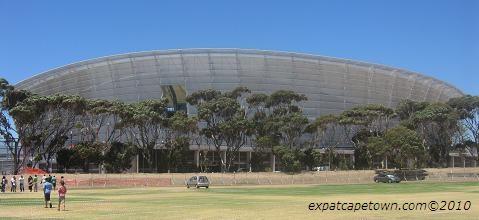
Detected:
left=198, top=176, right=208, bottom=182
left=387, top=175, right=395, bottom=178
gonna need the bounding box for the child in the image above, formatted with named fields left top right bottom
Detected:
left=57, top=180, right=67, bottom=211
left=43, top=177, right=53, bottom=208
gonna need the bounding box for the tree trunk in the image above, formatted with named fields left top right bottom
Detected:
left=83, top=160, right=89, bottom=173
left=46, top=154, right=52, bottom=173
left=13, top=154, right=19, bottom=175
left=167, top=152, right=172, bottom=173
left=141, top=149, right=154, bottom=172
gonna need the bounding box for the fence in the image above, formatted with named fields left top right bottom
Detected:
left=29, top=167, right=477, bottom=189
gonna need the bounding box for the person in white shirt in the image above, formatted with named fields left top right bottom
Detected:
left=10, top=176, right=16, bottom=192
left=19, top=176, right=25, bottom=192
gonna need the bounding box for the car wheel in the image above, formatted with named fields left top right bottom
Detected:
left=206, top=186, right=209, bottom=189
left=187, top=185, right=190, bottom=188
left=374, top=179, right=379, bottom=183
left=196, top=185, right=199, bottom=188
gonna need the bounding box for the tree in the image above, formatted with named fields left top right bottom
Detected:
left=120, top=99, right=169, bottom=171
left=56, top=148, right=80, bottom=172
left=266, top=90, right=307, bottom=114
left=0, top=78, right=25, bottom=174
left=448, top=95, right=479, bottom=160
left=78, top=99, right=124, bottom=144
left=245, top=90, right=308, bottom=171
left=220, top=112, right=253, bottom=171
left=306, top=114, right=345, bottom=169
left=396, top=99, right=429, bottom=122
left=247, top=93, right=274, bottom=171
left=384, top=126, right=426, bottom=168
left=339, top=104, right=396, bottom=169
left=264, top=90, right=308, bottom=149
left=273, top=146, right=303, bottom=173
left=409, top=102, right=458, bottom=167
left=9, top=94, right=86, bottom=170
left=187, top=87, right=252, bottom=172
left=339, top=104, right=395, bottom=134
left=273, top=112, right=309, bottom=149
left=103, top=142, right=137, bottom=173
left=249, top=136, right=273, bottom=171
left=185, top=89, right=221, bottom=106
left=76, top=99, right=126, bottom=173
left=74, top=142, right=103, bottom=172
left=366, top=136, right=392, bottom=169
left=163, top=112, right=197, bottom=172
left=302, top=148, right=322, bottom=170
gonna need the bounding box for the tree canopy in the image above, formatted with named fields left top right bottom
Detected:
left=1, top=77, right=477, bottom=173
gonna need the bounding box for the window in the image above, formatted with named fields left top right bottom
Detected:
left=161, top=85, right=187, bottom=113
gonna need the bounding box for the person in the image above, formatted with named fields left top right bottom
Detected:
left=41, top=175, right=46, bottom=185
left=33, top=175, right=38, bottom=192
left=10, top=176, right=16, bottom=192
left=43, top=177, right=53, bottom=208
left=28, top=176, right=33, bottom=192
left=57, top=180, right=67, bottom=211
left=1, top=176, right=6, bottom=192
left=19, top=175, right=25, bottom=192
left=52, top=176, right=57, bottom=190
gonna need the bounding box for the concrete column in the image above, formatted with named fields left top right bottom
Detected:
left=137, top=154, right=140, bottom=173
left=247, top=151, right=252, bottom=172
left=350, top=154, right=355, bottom=169
left=131, top=154, right=139, bottom=173
left=195, top=150, right=200, bottom=168
left=222, top=151, right=227, bottom=171
left=271, top=154, right=276, bottom=172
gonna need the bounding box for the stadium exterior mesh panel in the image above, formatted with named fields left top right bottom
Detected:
left=16, top=49, right=463, bottom=118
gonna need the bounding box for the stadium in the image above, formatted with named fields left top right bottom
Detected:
left=4, top=49, right=478, bottom=220
left=14, top=48, right=464, bottom=172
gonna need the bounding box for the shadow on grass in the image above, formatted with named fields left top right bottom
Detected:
left=205, top=182, right=479, bottom=196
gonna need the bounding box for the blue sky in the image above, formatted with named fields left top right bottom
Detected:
left=1, top=0, right=478, bottom=94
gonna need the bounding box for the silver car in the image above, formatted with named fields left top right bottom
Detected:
left=186, top=176, right=210, bottom=188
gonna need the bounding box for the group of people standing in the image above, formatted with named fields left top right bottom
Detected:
left=1, top=174, right=68, bottom=211
left=0, top=175, right=25, bottom=192
left=1, top=174, right=59, bottom=192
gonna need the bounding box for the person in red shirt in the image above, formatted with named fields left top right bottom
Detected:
left=57, top=180, right=67, bottom=211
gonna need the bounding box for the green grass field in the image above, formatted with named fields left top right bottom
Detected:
left=0, top=182, right=478, bottom=219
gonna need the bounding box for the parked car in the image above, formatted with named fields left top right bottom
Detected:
left=374, top=174, right=401, bottom=183
left=186, top=176, right=210, bottom=188
left=312, top=166, right=330, bottom=171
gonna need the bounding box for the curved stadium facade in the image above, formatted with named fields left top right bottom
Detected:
left=16, top=48, right=463, bottom=117
left=15, top=48, right=464, bottom=171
